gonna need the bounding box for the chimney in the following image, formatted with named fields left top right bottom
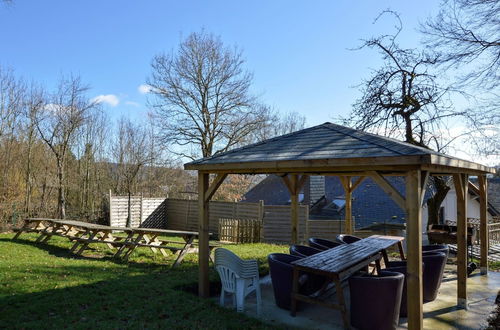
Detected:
left=306, top=175, right=325, bottom=205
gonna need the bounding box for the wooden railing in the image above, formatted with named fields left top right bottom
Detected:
left=445, top=218, right=500, bottom=245
left=218, top=218, right=262, bottom=243
left=489, top=222, right=500, bottom=246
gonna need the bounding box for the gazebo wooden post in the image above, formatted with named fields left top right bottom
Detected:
left=405, top=170, right=424, bottom=330
left=282, top=174, right=308, bottom=244
left=340, top=177, right=353, bottom=235
left=198, top=172, right=210, bottom=298
left=453, top=173, right=468, bottom=308
left=478, top=175, right=488, bottom=275
left=340, top=176, right=365, bottom=235
left=198, top=172, right=227, bottom=298
left=290, top=174, right=299, bottom=244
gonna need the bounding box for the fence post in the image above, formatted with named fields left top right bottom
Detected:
left=139, top=192, right=144, bottom=226
left=259, top=200, right=265, bottom=241
left=109, top=190, right=112, bottom=226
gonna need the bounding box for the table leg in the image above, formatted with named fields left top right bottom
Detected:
left=172, top=235, right=195, bottom=268
left=41, top=223, right=63, bottom=243
left=149, top=235, right=169, bottom=257
left=382, top=249, right=389, bottom=266
left=123, top=233, right=144, bottom=260
left=334, top=278, right=350, bottom=329
left=142, top=234, right=160, bottom=255
left=36, top=225, right=52, bottom=243
left=70, top=228, right=90, bottom=253
left=375, top=258, right=382, bottom=275
left=397, top=241, right=406, bottom=260
left=114, top=232, right=135, bottom=258
left=12, top=220, right=30, bottom=240
left=98, top=231, right=116, bottom=250
left=290, top=267, right=300, bottom=317
left=76, top=230, right=99, bottom=256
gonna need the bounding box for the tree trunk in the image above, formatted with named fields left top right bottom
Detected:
left=126, top=189, right=132, bottom=228
left=24, top=130, right=34, bottom=216
left=426, top=176, right=450, bottom=230
left=57, top=158, right=66, bottom=219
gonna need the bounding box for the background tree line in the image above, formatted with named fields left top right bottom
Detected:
left=0, top=31, right=306, bottom=228
left=0, top=69, right=198, bottom=228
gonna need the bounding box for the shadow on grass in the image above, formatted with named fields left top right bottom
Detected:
left=0, top=264, right=270, bottom=329
left=1, top=238, right=170, bottom=271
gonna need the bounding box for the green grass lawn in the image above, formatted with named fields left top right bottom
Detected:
left=0, top=233, right=288, bottom=329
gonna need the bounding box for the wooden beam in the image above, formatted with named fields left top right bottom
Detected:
left=454, top=174, right=465, bottom=204
left=204, top=173, right=228, bottom=202
left=405, top=170, right=423, bottom=330
left=368, top=171, right=406, bottom=210
left=185, top=153, right=496, bottom=174
left=478, top=175, right=489, bottom=275
left=419, top=171, right=429, bottom=206
left=296, top=174, right=309, bottom=192
left=290, top=174, right=299, bottom=244
left=198, top=172, right=210, bottom=298
left=281, top=175, right=294, bottom=194
left=339, top=176, right=353, bottom=235
left=351, top=176, right=366, bottom=192
left=453, top=173, right=468, bottom=309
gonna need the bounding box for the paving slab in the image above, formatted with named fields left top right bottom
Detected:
left=219, top=266, right=499, bottom=329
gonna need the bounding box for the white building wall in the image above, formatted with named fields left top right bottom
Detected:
left=422, top=185, right=492, bottom=233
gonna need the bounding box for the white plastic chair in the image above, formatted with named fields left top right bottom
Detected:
left=214, top=248, right=261, bottom=316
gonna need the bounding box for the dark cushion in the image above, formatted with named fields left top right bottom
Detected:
left=308, top=237, right=344, bottom=250
left=289, top=244, right=322, bottom=258
left=336, top=234, right=362, bottom=244
left=422, top=244, right=449, bottom=259
left=268, top=253, right=312, bottom=310
left=349, top=270, right=404, bottom=330
left=386, top=252, right=447, bottom=316
left=289, top=245, right=329, bottom=294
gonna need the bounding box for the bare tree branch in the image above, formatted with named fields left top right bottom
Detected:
left=147, top=31, right=267, bottom=160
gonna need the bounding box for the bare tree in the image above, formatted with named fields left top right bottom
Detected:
left=113, top=117, right=152, bottom=227
left=253, top=108, right=307, bottom=142
left=0, top=67, right=25, bottom=203
left=75, top=108, right=109, bottom=219
left=147, top=31, right=267, bottom=159
left=22, top=82, right=45, bottom=216
left=345, top=12, right=488, bottom=228
left=35, top=76, right=96, bottom=218
left=421, top=0, right=500, bottom=89
left=421, top=0, right=500, bottom=157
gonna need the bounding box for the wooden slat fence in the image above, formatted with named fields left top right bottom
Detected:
left=165, top=199, right=264, bottom=235
left=109, top=195, right=362, bottom=244
left=262, top=205, right=308, bottom=244
left=109, top=193, right=166, bottom=228
left=218, top=218, right=262, bottom=243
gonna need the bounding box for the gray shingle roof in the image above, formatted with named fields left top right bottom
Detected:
left=187, top=122, right=439, bottom=165
left=184, top=122, right=494, bottom=174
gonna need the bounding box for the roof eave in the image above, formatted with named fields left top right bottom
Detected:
left=184, top=154, right=431, bottom=173
left=184, top=154, right=496, bottom=175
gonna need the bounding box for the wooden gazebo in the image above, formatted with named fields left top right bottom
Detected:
left=184, top=122, right=495, bottom=329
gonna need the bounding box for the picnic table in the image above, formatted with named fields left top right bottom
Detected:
left=290, top=235, right=405, bottom=329
left=114, top=227, right=217, bottom=267
left=12, top=218, right=215, bottom=267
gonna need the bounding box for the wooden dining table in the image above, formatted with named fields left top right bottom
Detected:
left=290, top=235, right=405, bottom=329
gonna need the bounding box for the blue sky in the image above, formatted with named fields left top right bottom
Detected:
left=0, top=0, right=440, bottom=125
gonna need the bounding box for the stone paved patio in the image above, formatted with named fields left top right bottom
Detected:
left=225, top=265, right=499, bottom=329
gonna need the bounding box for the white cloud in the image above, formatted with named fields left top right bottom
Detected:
left=43, top=103, right=59, bottom=113
left=91, top=94, right=119, bottom=107
left=125, top=101, right=141, bottom=107
left=138, top=84, right=152, bottom=94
